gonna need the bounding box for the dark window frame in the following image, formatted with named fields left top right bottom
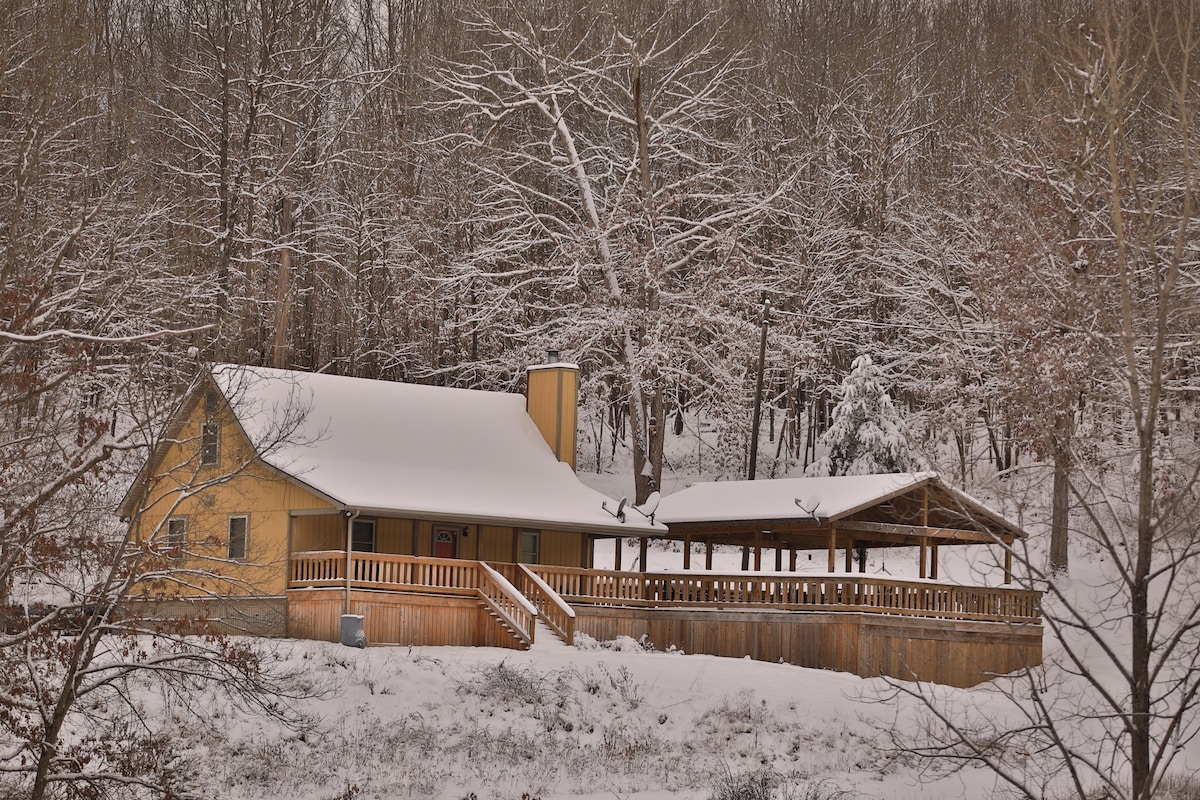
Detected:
left=228, top=515, right=249, bottom=560
left=519, top=529, right=540, bottom=564
left=166, top=517, right=187, bottom=554
left=351, top=519, right=376, bottom=553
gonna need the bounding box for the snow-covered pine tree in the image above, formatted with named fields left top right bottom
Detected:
left=806, top=354, right=912, bottom=476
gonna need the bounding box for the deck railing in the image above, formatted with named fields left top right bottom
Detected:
left=289, top=551, right=537, bottom=644
left=290, top=553, right=1040, bottom=627
left=527, top=565, right=1041, bottom=625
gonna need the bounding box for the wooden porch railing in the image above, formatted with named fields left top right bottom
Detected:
left=527, top=565, right=1041, bottom=625
left=289, top=551, right=537, bottom=645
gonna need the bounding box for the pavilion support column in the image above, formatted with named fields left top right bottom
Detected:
left=789, top=546, right=797, bottom=571
left=827, top=525, right=837, bottom=572
left=705, top=540, right=714, bottom=570
left=683, top=532, right=692, bottom=570
left=754, top=531, right=763, bottom=571
left=775, top=546, right=783, bottom=572
left=639, top=537, right=648, bottom=573
left=930, top=544, right=939, bottom=580
left=844, top=543, right=852, bottom=572
left=614, top=538, right=622, bottom=571
left=1004, top=546, right=1013, bottom=585
left=920, top=486, right=931, bottom=580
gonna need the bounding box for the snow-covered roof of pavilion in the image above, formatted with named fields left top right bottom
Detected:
left=209, top=364, right=662, bottom=535
left=655, top=472, right=1024, bottom=544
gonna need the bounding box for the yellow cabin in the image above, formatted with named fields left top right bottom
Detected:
left=120, top=358, right=661, bottom=640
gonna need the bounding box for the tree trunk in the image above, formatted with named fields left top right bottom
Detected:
left=1049, top=416, right=1071, bottom=575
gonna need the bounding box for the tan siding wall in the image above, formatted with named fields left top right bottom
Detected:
left=377, top=518, right=414, bottom=554
left=291, top=514, right=343, bottom=552
left=477, top=525, right=515, bottom=561
left=413, top=520, right=432, bottom=556
left=539, top=530, right=583, bottom=567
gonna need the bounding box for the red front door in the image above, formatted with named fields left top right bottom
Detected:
left=433, top=525, right=459, bottom=559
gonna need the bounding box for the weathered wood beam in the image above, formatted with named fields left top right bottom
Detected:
left=836, top=520, right=1001, bottom=544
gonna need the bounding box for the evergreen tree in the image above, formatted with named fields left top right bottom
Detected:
left=807, top=355, right=913, bottom=476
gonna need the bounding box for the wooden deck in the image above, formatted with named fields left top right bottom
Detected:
left=286, top=552, right=1042, bottom=686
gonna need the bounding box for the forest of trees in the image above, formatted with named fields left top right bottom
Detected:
left=13, top=0, right=1195, bottom=500
left=3, top=1, right=1200, bottom=797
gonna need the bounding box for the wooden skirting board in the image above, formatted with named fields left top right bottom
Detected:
left=570, top=605, right=1042, bottom=687
left=286, top=588, right=529, bottom=650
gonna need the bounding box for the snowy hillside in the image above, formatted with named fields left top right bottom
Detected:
left=154, top=636, right=1001, bottom=800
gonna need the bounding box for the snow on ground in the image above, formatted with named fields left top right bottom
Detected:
left=162, top=634, right=1014, bottom=800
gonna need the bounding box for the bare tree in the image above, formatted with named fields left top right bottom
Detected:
left=894, top=5, right=1200, bottom=799
left=427, top=7, right=796, bottom=500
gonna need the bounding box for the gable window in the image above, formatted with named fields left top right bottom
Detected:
left=228, top=515, right=248, bottom=560
left=201, top=391, right=219, bottom=466
left=166, top=517, right=187, bottom=554
left=351, top=519, right=376, bottom=553
left=519, top=529, right=540, bottom=564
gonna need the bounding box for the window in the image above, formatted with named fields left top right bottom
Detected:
left=166, top=517, right=187, bottom=553
left=519, top=529, right=540, bottom=564
left=351, top=519, right=376, bottom=553
left=228, top=515, right=248, bottom=560
left=201, top=391, right=219, bottom=465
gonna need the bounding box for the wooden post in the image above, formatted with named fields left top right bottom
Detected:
left=344, top=511, right=360, bottom=614
left=639, top=537, right=648, bottom=572
left=920, top=485, right=930, bottom=580
left=1004, top=546, right=1013, bottom=584
left=827, top=525, right=837, bottom=572
left=844, top=543, right=852, bottom=572
left=754, top=531, right=762, bottom=571
left=774, top=546, right=783, bottom=572
left=789, top=546, right=797, bottom=571
left=615, top=537, right=622, bottom=571
left=683, top=532, right=692, bottom=570
left=930, top=544, right=939, bottom=580
left=705, top=540, right=714, bottom=569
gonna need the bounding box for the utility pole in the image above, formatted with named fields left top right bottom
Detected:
left=748, top=298, right=771, bottom=480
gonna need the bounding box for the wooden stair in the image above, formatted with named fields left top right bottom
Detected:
left=486, top=607, right=532, bottom=649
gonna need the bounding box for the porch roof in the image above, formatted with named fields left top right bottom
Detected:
left=213, top=365, right=662, bottom=536
left=654, top=473, right=1024, bottom=548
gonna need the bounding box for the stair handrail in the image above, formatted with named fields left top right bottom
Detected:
left=516, top=563, right=576, bottom=645
left=478, top=561, right=537, bottom=646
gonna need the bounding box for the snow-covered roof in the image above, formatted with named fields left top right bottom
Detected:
left=655, top=473, right=1022, bottom=539
left=655, top=473, right=934, bottom=524
left=212, top=365, right=661, bottom=535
